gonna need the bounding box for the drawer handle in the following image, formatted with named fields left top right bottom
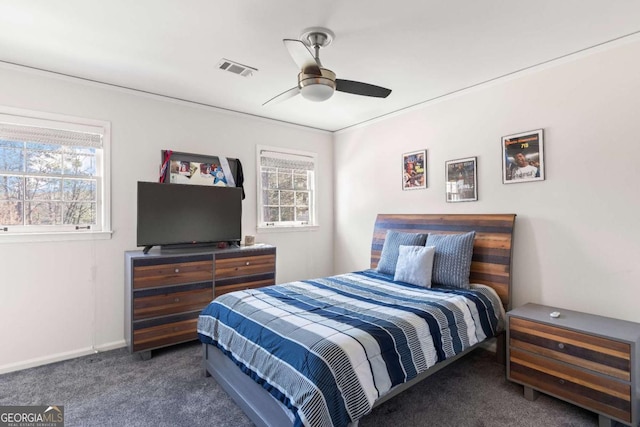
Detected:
left=558, top=379, right=565, bottom=385
left=174, top=298, right=180, bottom=303
left=174, top=268, right=180, bottom=273
left=558, top=343, right=565, bottom=350
left=245, top=261, right=250, bottom=266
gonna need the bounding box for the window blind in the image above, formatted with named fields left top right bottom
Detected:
left=0, top=123, right=103, bottom=148
left=259, top=150, right=314, bottom=171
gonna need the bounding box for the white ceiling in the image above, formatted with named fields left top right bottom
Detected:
left=1, top=1, right=639, bottom=132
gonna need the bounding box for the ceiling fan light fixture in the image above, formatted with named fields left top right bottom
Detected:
left=300, top=83, right=334, bottom=102
left=298, top=68, right=336, bottom=102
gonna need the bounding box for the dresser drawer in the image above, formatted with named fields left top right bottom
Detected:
left=510, top=317, right=631, bottom=381
left=133, top=283, right=213, bottom=320
left=133, top=260, right=213, bottom=289
left=132, top=317, right=199, bottom=352
left=215, top=254, right=276, bottom=279
left=510, top=347, right=631, bottom=422
left=215, top=275, right=276, bottom=297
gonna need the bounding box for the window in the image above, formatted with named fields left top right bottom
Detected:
left=0, top=107, right=111, bottom=241
left=257, top=146, right=317, bottom=229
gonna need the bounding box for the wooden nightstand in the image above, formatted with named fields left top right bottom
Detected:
left=507, top=303, right=640, bottom=427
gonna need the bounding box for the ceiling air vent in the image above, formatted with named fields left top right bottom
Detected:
left=218, top=58, right=257, bottom=77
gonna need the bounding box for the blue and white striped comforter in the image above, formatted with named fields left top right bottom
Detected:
left=197, top=270, right=504, bottom=427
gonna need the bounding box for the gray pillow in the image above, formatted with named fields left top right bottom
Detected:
left=377, top=230, right=428, bottom=275
left=426, top=231, right=476, bottom=288
left=394, top=245, right=436, bottom=288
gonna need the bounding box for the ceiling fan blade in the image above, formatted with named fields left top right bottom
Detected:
left=283, top=39, right=321, bottom=75
left=262, top=86, right=300, bottom=106
left=335, top=79, right=392, bottom=98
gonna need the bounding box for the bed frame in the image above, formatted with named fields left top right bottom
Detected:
left=203, top=213, right=517, bottom=427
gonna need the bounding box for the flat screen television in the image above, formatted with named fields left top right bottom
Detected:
left=137, top=181, right=242, bottom=253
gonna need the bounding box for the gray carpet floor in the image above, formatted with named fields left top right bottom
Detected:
left=0, top=342, right=601, bottom=426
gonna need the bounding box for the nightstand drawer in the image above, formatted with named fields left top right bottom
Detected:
left=510, top=317, right=631, bottom=381
left=510, top=347, right=631, bottom=422
left=133, top=260, right=213, bottom=289
left=215, top=254, right=276, bottom=279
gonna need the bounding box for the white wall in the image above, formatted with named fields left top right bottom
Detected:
left=3, top=36, right=639, bottom=374
left=334, top=38, right=640, bottom=324
left=0, top=65, right=334, bottom=373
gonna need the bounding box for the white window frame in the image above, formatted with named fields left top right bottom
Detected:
left=0, top=106, right=112, bottom=243
left=256, top=145, right=318, bottom=232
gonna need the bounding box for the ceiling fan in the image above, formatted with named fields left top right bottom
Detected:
left=263, top=27, right=392, bottom=106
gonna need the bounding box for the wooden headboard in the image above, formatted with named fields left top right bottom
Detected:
left=370, top=214, right=516, bottom=310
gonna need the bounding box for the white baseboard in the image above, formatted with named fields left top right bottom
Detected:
left=0, top=340, right=126, bottom=375
left=95, top=339, right=126, bottom=352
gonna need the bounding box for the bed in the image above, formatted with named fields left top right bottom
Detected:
left=198, top=213, right=516, bottom=427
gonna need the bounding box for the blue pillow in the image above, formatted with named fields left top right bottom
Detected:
left=377, top=230, right=428, bottom=275
left=394, top=245, right=436, bottom=288
left=426, top=231, right=476, bottom=288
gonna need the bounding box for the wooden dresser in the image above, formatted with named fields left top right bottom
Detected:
left=507, top=303, right=640, bottom=427
left=125, top=244, right=276, bottom=359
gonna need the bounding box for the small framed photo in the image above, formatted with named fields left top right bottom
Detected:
left=502, top=129, right=544, bottom=184
left=445, top=157, right=477, bottom=202
left=402, top=149, right=427, bottom=190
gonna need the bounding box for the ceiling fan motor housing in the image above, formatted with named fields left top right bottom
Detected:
left=298, top=68, right=336, bottom=102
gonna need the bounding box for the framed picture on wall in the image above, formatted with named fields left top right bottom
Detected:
left=445, top=157, right=477, bottom=202
left=502, top=129, right=544, bottom=184
left=402, top=149, right=427, bottom=190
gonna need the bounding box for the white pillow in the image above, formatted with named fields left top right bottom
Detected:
left=393, top=245, right=436, bottom=288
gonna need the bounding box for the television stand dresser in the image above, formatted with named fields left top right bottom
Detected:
left=125, top=244, right=276, bottom=360
left=507, top=303, right=640, bottom=427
